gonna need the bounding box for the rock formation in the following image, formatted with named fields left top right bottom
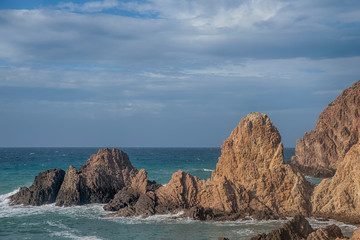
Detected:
left=11, top=169, right=65, bottom=206
left=311, top=143, right=360, bottom=224
left=307, top=225, right=345, bottom=240
left=211, top=113, right=314, bottom=217
left=251, top=215, right=314, bottom=240
left=106, top=113, right=314, bottom=220
left=56, top=148, right=139, bottom=206
left=10, top=148, right=146, bottom=206
left=250, top=215, right=346, bottom=240
left=290, top=80, right=360, bottom=177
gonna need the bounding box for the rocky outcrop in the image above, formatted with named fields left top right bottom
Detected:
left=290, top=80, right=360, bottom=177
left=251, top=215, right=347, bottom=240
left=10, top=148, right=148, bottom=207
left=251, top=215, right=314, bottom=240
left=311, top=143, right=360, bottom=224
left=11, top=169, right=65, bottom=206
left=307, top=225, right=345, bottom=240
left=56, top=148, right=138, bottom=206
left=106, top=113, right=313, bottom=220
left=211, top=113, right=314, bottom=217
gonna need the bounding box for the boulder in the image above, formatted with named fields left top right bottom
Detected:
left=11, top=169, right=65, bottom=206
left=312, top=143, right=360, bottom=224
left=291, top=80, right=360, bottom=177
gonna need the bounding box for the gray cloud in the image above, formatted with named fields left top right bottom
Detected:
left=0, top=0, right=360, bottom=147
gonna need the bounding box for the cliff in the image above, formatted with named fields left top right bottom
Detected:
left=290, top=80, right=360, bottom=177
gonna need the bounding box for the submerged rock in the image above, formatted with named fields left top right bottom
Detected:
left=56, top=148, right=138, bottom=206
left=290, top=80, right=360, bottom=178
left=312, top=143, right=360, bottom=224
left=11, top=169, right=65, bottom=206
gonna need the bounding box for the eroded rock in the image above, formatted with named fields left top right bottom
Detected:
left=107, top=113, right=313, bottom=220
left=56, top=148, right=138, bottom=206
left=312, top=143, right=360, bottom=224
left=290, top=80, right=360, bottom=177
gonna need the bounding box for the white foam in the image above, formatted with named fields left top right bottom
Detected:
left=48, top=221, right=103, bottom=240
left=0, top=189, right=106, bottom=218
left=203, top=168, right=214, bottom=172
left=29, top=153, right=35, bottom=155
left=235, top=229, right=255, bottom=235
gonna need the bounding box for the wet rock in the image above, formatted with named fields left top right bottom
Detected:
left=11, top=169, right=65, bottom=206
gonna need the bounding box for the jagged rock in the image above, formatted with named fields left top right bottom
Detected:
left=250, top=215, right=314, bottom=240
left=290, top=80, right=360, bottom=177
left=103, top=169, right=161, bottom=217
left=211, top=113, right=314, bottom=217
left=311, top=143, right=360, bottom=224
left=56, top=148, right=138, bottom=206
left=11, top=169, right=65, bottom=206
left=250, top=215, right=348, bottom=240
left=108, top=113, right=313, bottom=220
left=307, top=225, right=345, bottom=240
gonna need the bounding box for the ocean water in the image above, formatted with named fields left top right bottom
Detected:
left=0, top=148, right=357, bottom=240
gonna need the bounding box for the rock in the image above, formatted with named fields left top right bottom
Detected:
left=108, top=113, right=313, bottom=220
left=103, top=169, right=161, bottom=217
left=211, top=113, right=314, bottom=217
left=251, top=215, right=348, bottom=240
left=11, top=169, right=65, bottom=206
left=56, top=148, right=138, bottom=206
left=290, top=80, right=360, bottom=177
left=103, top=187, right=139, bottom=212
left=250, top=215, right=314, bottom=240
left=311, top=143, right=360, bottom=224
left=351, top=227, right=360, bottom=240
left=218, top=238, right=230, bottom=240
left=306, top=225, right=345, bottom=240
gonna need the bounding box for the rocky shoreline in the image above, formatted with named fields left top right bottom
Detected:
left=9, top=81, right=360, bottom=239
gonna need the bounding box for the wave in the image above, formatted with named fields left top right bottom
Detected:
left=47, top=221, right=103, bottom=240
left=0, top=189, right=106, bottom=218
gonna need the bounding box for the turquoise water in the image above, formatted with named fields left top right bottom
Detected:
left=0, top=148, right=357, bottom=239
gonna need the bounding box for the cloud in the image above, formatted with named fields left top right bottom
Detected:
left=0, top=0, right=360, bottom=146
left=58, top=0, right=120, bottom=12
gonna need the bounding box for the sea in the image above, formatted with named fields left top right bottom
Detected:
left=0, top=148, right=358, bottom=240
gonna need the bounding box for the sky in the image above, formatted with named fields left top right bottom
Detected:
left=0, top=0, right=359, bottom=147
